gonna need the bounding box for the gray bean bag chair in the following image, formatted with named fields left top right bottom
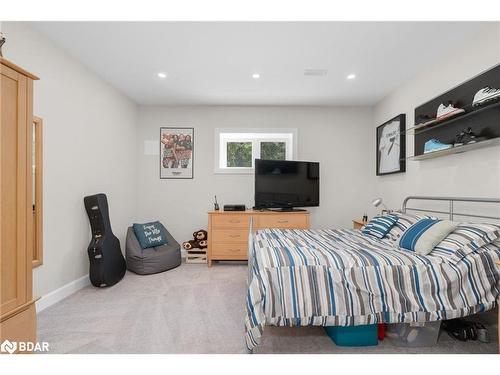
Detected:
left=125, top=226, right=181, bottom=275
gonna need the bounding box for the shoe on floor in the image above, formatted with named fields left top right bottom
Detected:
left=473, top=86, right=500, bottom=107
left=473, top=323, right=490, bottom=343
left=424, top=139, right=453, bottom=154
left=442, top=319, right=491, bottom=343
left=442, top=319, right=477, bottom=342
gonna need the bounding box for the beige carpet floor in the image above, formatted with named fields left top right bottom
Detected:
left=38, top=261, right=499, bottom=354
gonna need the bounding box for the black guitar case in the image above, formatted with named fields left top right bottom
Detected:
left=84, top=193, right=126, bottom=287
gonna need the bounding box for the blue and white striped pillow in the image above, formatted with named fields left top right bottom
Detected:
left=361, top=215, right=399, bottom=239
left=399, top=218, right=457, bottom=255
left=432, top=223, right=500, bottom=258
left=386, top=212, right=435, bottom=243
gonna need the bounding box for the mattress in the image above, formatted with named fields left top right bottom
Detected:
left=245, top=228, right=500, bottom=350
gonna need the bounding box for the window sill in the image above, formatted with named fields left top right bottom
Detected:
left=214, top=168, right=254, bottom=175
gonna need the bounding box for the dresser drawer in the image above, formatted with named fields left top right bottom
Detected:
left=211, top=214, right=249, bottom=228
left=207, top=210, right=310, bottom=266
left=212, top=229, right=248, bottom=243
left=256, top=214, right=309, bottom=229
left=211, top=242, right=248, bottom=258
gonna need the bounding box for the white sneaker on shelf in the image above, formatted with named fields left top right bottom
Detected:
left=436, top=103, right=465, bottom=121
left=472, top=86, right=500, bottom=107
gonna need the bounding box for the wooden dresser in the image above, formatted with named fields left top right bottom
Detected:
left=207, top=210, right=310, bottom=266
left=1, top=58, right=39, bottom=351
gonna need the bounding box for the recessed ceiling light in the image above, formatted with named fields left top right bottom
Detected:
left=347, top=74, right=356, bottom=80
left=158, top=72, right=167, bottom=79
left=252, top=73, right=260, bottom=79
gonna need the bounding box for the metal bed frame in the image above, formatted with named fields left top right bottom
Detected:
left=402, top=196, right=500, bottom=221
left=247, top=196, right=500, bottom=353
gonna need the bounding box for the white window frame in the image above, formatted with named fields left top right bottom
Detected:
left=214, top=128, right=298, bottom=174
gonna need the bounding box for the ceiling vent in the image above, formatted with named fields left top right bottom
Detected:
left=304, top=69, right=328, bottom=77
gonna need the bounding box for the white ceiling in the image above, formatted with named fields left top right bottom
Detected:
left=30, top=22, right=490, bottom=106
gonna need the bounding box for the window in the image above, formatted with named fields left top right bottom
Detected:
left=215, top=128, right=297, bottom=173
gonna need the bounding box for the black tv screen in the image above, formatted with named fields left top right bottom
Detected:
left=254, top=159, right=319, bottom=210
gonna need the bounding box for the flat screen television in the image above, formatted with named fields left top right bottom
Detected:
left=254, top=159, right=320, bottom=211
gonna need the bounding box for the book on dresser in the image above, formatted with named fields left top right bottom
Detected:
left=207, top=210, right=310, bottom=267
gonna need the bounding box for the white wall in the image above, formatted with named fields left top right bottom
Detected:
left=4, top=21, right=498, bottom=299
left=371, top=23, right=500, bottom=217
left=3, top=22, right=138, bottom=296
left=136, top=106, right=373, bottom=243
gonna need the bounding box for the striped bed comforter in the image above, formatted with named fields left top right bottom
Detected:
left=245, top=228, right=500, bottom=350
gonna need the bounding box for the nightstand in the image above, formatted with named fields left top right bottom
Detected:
left=352, top=219, right=367, bottom=230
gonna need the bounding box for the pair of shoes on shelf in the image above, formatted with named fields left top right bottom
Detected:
left=436, top=102, right=465, bottom=121
left=415, top=86, right=500, bottom=128
left=454, top=127, right=488, bottom=147
left=424, top=139, right=453, bottom=154
left=424, top=128, right=487, bottom=154
left=455, top=127, right=476, bottom=146
left=442, top=319, right=490, bottom=343
left=473, top=86, right=500, bottom=107
left=415, top=102, right=465, bottom=128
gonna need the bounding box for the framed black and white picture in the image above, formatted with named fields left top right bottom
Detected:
left=160, top=127, right=194, bottom=179
left=376, top=114, right=406, bottom=176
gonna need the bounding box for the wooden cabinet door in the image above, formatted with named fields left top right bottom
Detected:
left=0, top=63, right=31, bottom=316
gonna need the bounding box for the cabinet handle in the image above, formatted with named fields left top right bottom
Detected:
left=278, top=220, right=289, bottom=223
left=229, top=220, right=241, bottom=223
left=228, top=248, right=241, bottom=252
left=229, top=234, right=241, bottom=238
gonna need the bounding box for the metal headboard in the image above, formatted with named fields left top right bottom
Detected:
left=402, top=196, right=500, bottom=221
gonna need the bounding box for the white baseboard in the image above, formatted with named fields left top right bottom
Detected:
left=36, top=275, right=90, bottom=313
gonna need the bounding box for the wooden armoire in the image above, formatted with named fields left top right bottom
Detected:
left=0, top=57, right=39, bottom=349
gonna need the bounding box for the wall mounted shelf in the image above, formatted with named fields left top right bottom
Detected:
left=408, top=137, right=500, bottom=161
left=410, top=63, right=500, bottom=160
left=406, top=100, right=500, bottom=135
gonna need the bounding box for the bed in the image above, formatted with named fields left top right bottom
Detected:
left=245, top=196, right=500, bottom=350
